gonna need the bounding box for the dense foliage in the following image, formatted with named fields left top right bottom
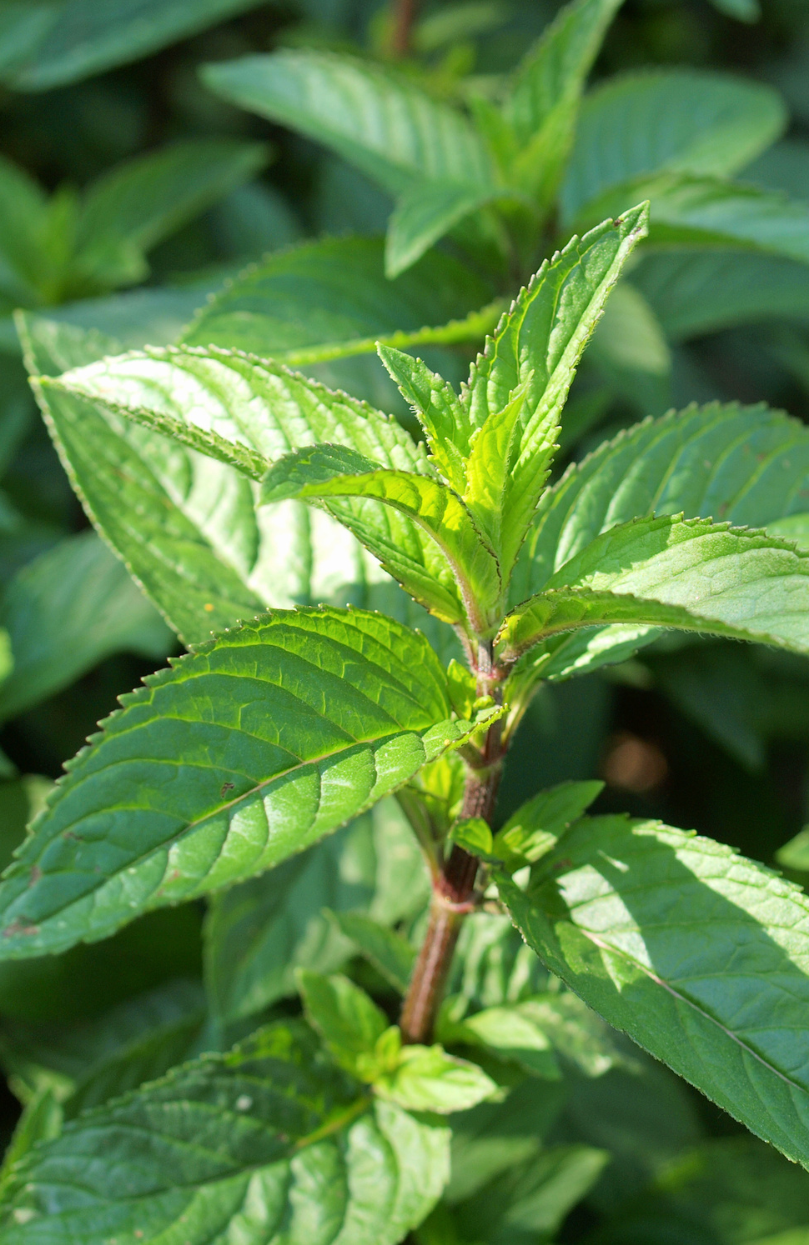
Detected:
left=3, top=2, right=809, bottom=1243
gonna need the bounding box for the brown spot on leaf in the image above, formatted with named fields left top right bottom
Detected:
left=28, top=867, right=42, bottom=886
left=4, top=918, right=40, bottom=937
left=220, top=782, right=235, bottom=798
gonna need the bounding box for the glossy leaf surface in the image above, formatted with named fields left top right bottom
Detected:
left=0, top=606, right=490, bottom=959
left=501, top=815, right=809, bottom=1168
left=463, top=204, right=648, bottom=578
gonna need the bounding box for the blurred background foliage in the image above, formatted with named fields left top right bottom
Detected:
left=3, top=0, right=809, bottom=1240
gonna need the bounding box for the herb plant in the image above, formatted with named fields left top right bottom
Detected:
left=5, top=1, right=809, bottom=1243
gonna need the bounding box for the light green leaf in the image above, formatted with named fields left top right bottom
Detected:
left=776, top=826, right=809, bottom=872
left=378, top=345, right=472, bottom=492
left=259, top=444, right=502, bottom=631
left=440, top=1002, right=561, bottom=1079
left=386, top=182, right=497, bottom=278
left=632, top=249, right=809, bottom=340
left=517, top=991, right=626, bottom=1078
left=22, top=317, right=459, bottom=656
left=505, top=0, right=624, bottom=201
left=77, top=139, right=270, bottom=268
left=0, top=606, right=493, bottom=959
left=375, top=1044, right=498, bottom=1114
left=499, top=514, right=809, bottom=662
left=493, top=779, right=603, bottom=865
left=501, top=814, right=809, bottom=1169
left=181, top=235, right=497, bottom=362
left=511, top=400, right=809, bottom=680
left=202, top=50, right=493, bottom=200
left=0, top=0, right=268, bottom=93
left=329, top=910, right=416, bottom=994
left=710, top=0, right=760, bottom=19
left=0, top=1020, right=450, bottom=1245
left=587, top=279, right=672, bottom=399
left=449, top=817, right=499, bottom=863
left=463, top=204, right=648, bottom=579
left=0, top=530, right=172, bottom=722
left=561, top=69, right=786, bottom=222
left=297, top=970, right=390, bottom=1078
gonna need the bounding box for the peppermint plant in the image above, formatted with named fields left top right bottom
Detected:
left=4, top=197, right=809, bottom=1242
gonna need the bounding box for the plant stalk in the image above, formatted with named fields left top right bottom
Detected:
left=391, top=0, right=418, bottom=57
left=400, top=711, right=503, bottom=1044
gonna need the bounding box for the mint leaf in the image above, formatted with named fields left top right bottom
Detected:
left=329, top=909, right=417, bottom=994
left=0, top=531, right=171, bottom=722
left=499, top=514, right=809, bottom=661
left=493, top=779, right=604, bottom=865
left=181, top=235, right=497, bottom=362
left=298, top=970, right=390, bottom=1077
left=463, top=204, right=648, bottom=580
left=260, top=444, right=502, bottom=630
left=0, top=1020, right=450, bottom=1245
left=375, top=1044, right=497, bottom=1114
left=500, top=814, right=809, bottom=1168
left=0, top=606, right=492, bottom=959
left=561, top=69, right=786, bottom=223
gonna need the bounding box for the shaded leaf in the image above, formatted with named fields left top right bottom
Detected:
left=297, top=971, right=389, bottom=1078
left=0, top=530, right=172, bottom=722
left=329, top=909, right=416, bottom=994
left=0, top=1020, right=449, bottom=1245
left=501, top=814, right=809, bottom=1168
left=181, top=235, right=497, bottom=363
left=561, top=69, right=786, bottom=223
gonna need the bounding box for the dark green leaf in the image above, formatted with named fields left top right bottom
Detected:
left=329, top=909, right=416, bottom=994
left=0, top=0, right=268, bottom=92
left=0, top=606, right=494, bottom=959
left=501, top=814, right=809, bottom=1168
left=181, top=236, right=497, bottom=362
left=0, top=1020, right=450, bottom=1245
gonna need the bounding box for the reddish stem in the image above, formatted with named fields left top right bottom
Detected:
left=391, top=0, right=418, bottom=57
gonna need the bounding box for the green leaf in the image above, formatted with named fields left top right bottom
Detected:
left=378, top=345, right=472, bottom=493
left=0, top=1020, right=450, bottom=1245
left=0, top=0, right=268, bottom=93
left=0, top=606, right=494, bottom=959
left=493, top=779, right=604, bottom=866
left=632, top=249, right=809, bottom=340
left=516, top=991, right=626, bottom=1078
left=446, top=1143, right=609, bottom=1244
left=597, top=1135, right=809, bottom=1245
left=329, top=910, right=416, bottom=995
left=297, top=970, right=390, bottom=1078
left=77, top=139, right=270, bottom=274
left=22, top=317, right=459, bottom=656
left=643, top=175, right=809, bottom=268
left=439, top=1002, right=561, bottom=1079
left=386, top=182, right=497, bottom=279
left=0, top=155, right=50, bottom=306
left=500, top=813, right=809, bottom=1169
left=710, top=0, right=760, bottom=19
left=205, top=819, right=379, bottom=1025
left=181, top=235, right=497, bottom=362
left=504, top=0, right=624, bottom=201
left=498, top=514, right=809, bottom=662
left=561, top=69, right=786, bottom=223
left=512, top=400, right=809, bottom=680
left=1, top=979, right=206, bottom=1118
left=463, top=204, right=648, bottom=580
left=202, top=50, right=493, bottom=201
left=375, top=1044, right=498, bottom=1114
left=0, top=530, right=172, bottom=722
left=0, top=1088, right=61, bottom=1191
left=449, top=817, right=499, bottom=863
left=259, top=444, right=502, bottom=631
left=776, top=825, right=809, bottom=872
